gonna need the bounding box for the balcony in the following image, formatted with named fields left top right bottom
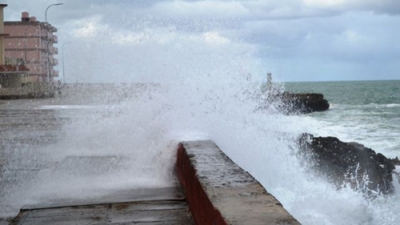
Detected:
left=51, top=70, right=59, bottom=77
left=40, top=30, right=47, bottom=38
left=40, top=30, right=56, bottom=40
left=48, top=46, right=58, bottom=54
left=50, top=58, right=59, bottom=66
left=52, top=35, right=58, bottom=43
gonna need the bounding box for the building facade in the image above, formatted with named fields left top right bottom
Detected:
left=4, top=12, right=59, bottom=83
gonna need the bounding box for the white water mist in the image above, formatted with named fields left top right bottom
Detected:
left=1, top=16, right=400, bottom=225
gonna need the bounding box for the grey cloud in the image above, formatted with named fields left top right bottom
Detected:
left=4, top=0, right=400, bottom=82
left=5, top=0, right=400, bottom=24
left=344, top=0, right=400, bottom=15
left=300, top=0, right=400, bottom=15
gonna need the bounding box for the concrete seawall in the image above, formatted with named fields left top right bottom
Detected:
left=177, top=140, right=300, bottom=225
left=7, top=139, right=300, bottom=224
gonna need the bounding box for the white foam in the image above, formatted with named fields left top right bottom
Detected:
left=386, top=104, right=400, bottom=108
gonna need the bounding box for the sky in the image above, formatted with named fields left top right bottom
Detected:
left=2, top=0, right=400, bottom=82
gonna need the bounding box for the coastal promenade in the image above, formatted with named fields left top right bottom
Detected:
left=0, top=98, right=194, bottom=224
left=0, top=91, right=299, bottom=224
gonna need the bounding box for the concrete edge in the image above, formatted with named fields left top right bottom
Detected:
left=176, top=140, right=300, bottom=225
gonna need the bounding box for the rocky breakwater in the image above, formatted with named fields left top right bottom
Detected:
left=278, top=92, right=330, bottom=114
left=298, top=134, right=399, bottom=196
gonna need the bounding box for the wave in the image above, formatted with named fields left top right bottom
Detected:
left=332, top=103, right=400, bottom=109
left=386, top=104, right=400, bottom=108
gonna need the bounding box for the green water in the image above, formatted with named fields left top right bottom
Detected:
left=285, top=80, right=400, bottom=105
left=285, top=80, right=400, bottom=158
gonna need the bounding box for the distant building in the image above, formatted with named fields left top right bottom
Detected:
left=0, top=4, right=29, bottom=88
left=3, top=11, right=59, bottom=84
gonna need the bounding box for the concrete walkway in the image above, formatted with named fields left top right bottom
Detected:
left=10, top=187, right=194, bottom=225
left=0, top=100, right=194, bottom=224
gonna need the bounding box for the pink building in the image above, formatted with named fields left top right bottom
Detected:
left=4, top=12, right=59, bottom=83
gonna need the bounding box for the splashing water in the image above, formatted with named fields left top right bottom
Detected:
left=1, top=16, right=400, bottom=225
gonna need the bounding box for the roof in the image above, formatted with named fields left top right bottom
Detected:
left=0, top=65, right=30, bottom=72
left=4, top=21, right=58, bottom=32
left=5, top=21, right=41, bottom=26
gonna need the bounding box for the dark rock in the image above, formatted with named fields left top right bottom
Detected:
left=298, top=134, right=396, bottom=196
left=279, top=92, right=329, bottom=114
left=389, top=157, right=400, bottom=166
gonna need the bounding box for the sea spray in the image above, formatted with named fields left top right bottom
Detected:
left=0, top=32, right=269, bottom=217
left=3, top=77, right=400, bottom=224
left=1, top=21, right=400, bottom=225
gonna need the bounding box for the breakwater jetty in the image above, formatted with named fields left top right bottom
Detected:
left=279, top=92, right=330, bottom=114
left=266, top=73, right=330, bottom=114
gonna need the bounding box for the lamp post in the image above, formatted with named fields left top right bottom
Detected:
left=61, top=42, right=70, bottom=83
left=44, top=3, right=63, bottom=82
left=45, top=3, right=63, bottom=23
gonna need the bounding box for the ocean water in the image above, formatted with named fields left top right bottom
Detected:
left=273, top=80, right=400, bottom=225
left=285, top=80, right=400, bottom=159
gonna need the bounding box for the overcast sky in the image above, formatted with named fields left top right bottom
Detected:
left=3, top=0, right=400, bottom=82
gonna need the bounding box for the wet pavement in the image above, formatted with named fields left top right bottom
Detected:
left=0, top=98, right=193, bottom=224
left=0, top=100, right=68, bottom=210
left=10, top=188, right=193, bottom=225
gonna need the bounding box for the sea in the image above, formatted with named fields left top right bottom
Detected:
left=285, top=80, right=400, bottom=159
left=278, top=80, right=400, bottom=225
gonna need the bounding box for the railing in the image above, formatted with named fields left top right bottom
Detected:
left=52, top=35, right=58, bottom=43
left=53, top=47, right=58, bottom=54
left=51, top=70, right=59, bottom=77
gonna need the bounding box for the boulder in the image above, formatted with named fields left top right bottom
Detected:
left=298, top=134, right=396, bottom=196
left=279, top=92, right=329, bottom=114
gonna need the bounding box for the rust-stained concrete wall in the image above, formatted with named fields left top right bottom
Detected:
left=177, top=140, right=300, bottom=225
